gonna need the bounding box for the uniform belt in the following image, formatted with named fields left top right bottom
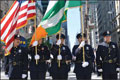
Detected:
left=12, top=62, right=22, bottom=66
left=60, top=60, right=66, bottom=63
left=38, top=60, right=46, bottom=63
left=75, top=60, right=92, bottom=63
left=104, top=59, right=117, bottom=63
left=75, top=60, right=82, bottom=63
left=52, top=60, right=68, bottom=64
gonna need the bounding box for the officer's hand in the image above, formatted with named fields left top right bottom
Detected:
left=32, top=41, right=38, bottom=46
left=98, top=69, right=103, bottom=72
left=66, top=60, right=71, bottom=65
left=57, top=55, right=62, bottom=60
left=5, top=74, right=9, bottom=78
left=78, top=41, right=85, bottom=48
left=72, top=56, right=76, bottom=61
left=22, top=74, right=27, bottom=79
left=116, top=68, right=120, bottom=71
left=50, top=54, right=54, bottom=59
left=46, top=60, right=51, bottom=64
left=82, top=61, right=89, bottom=68
left=56, top=39, right=61, bottom=45
left=34, top=54, right=40, bottom=60
left=28, top=54, right=32, bottom=60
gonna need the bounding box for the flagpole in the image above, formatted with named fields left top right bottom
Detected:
left=34, top=17, right=38, bottom=65
left=80, top=6, right=85, bottom=62
left=58, top=31, right=61, bottom=67
left=34, top=0, right=38, bottom=65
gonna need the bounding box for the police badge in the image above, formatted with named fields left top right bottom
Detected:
left=112, top=45, right=115, bottom=48
left=18, top=49, right=21, bottom=53
left=86, top=47, right=89, bottom=50
left=62, top=47, right=65, bottom=50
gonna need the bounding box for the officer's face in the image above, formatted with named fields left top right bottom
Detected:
left=78, top=38, right=82, bottom=43
left=104, top=36, right=111, bottom=42
left=61, top=38, right=65, bottom=44
left=14, top=39, right=20, bottom=47
left=38, top=39, right=42, bottom=45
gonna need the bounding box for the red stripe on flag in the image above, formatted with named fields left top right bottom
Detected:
left=28, top=13, right=36, bottom=18
left=16, top=20, right=27, bottom=29
left=19, top=5, right=28, bottom=12
left=28, top=6, right=36, bottom=10
left=1, top=5, right=19, bottom=36
left=5, top=35, right=14, bottom=48
left=0, top=1, right=18, bottom=23
left=17, top=13, right=27, bottom=20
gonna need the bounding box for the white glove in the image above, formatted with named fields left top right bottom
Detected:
left=50, top=54, right=54, bottom=59
left=116, top=68, right=120, bottom=71
left=79, top=41, right=85, bottom=48
left=72, top=56, right=76, bottom=61
left=57, top=55, right=62, bottom=60
left=34, top=54, right=40, bottom=60
left=46, top=60, right=51, bottom=63
left=98, top=69, right=103, bottom=72
left=82, top=62, right=89, bottom=68
left=22, top=74, right=27, bottom=79
left=28, top=54, right=32, bottom=60
left=32, top=41, right=38, bottom=46
left=56, top=39, right=61, bottom=45
left=5, top=75, right=9, bottom=78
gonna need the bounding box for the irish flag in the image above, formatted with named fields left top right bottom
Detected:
left=30, top=0, right=65, bottom=45
left=65, top=0, right=82, bottom=9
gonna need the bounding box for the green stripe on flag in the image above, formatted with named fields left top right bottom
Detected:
left=65, top=0, right=82, bottom=9
left=40, top=0, right=66, bottom=36
left=45, top=16, right=64, bottom=36
left=42, top=1, right=65, bottom=21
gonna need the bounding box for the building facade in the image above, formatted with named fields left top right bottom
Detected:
left=115, top=1, right=120, bottom=48
left=97, top=1, right=117, bottom=43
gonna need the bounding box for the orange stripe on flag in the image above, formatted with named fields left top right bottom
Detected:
left=30, top=26, right=47, bottom=45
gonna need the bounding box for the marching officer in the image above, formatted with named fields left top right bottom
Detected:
left=8, top=34, right=28, bottom=80
left=96, top=30, right=120, bottom=80
left=50, top=34, right=72, bottom=80
left=28, top=38, right=50, bottom=80
left=4, top=55, right=9, bottom=76
left=72, top=33, right=95, bottom=80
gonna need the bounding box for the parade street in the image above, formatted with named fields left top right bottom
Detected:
left=1, top=67, right=102, bottom=80
left=0, top=0, right=120, bottom=80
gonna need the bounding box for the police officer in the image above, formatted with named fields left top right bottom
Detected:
left=72, top=33, right=95, bottom=80
left=50, top=34, right=72, bottom=80
left=8, top=34, right=28, bottom=80
left=96, top=30, right=120, bottom=80
left=29, top=38, right=50, bottom=80
left=4, top=55, right=9, bottom=76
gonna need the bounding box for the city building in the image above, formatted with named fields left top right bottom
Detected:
left=115, top=1, right=120, bottom=48
left=97, top=1, right=117, bottom=43
left=88, top=3, right=99, bottom=48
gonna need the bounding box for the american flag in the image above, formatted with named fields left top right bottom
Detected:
left=0, top=0, right=36, bottom=56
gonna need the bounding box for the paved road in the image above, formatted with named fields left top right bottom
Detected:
left=1, top=67, right=102, bottom=80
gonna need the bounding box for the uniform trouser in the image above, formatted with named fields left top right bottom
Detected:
left=52, top=72, right=68, bottom=80
left=76, top=73, right=91, bottom=80
left=102, top=73, right=117, bottom=80
left=9, top=74, right=22, bottom=80
left=30, top=70, right=46, bottom=80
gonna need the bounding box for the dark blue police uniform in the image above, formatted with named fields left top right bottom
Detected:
left=29, top=44, right=50, bottom=80
left=8, top=46, right=28, bottom=80
left=72, top=44, right=95, bottom=80
left=96, top=31, right=120, bottom=80
left=50, top=44, right=72, bottom=80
